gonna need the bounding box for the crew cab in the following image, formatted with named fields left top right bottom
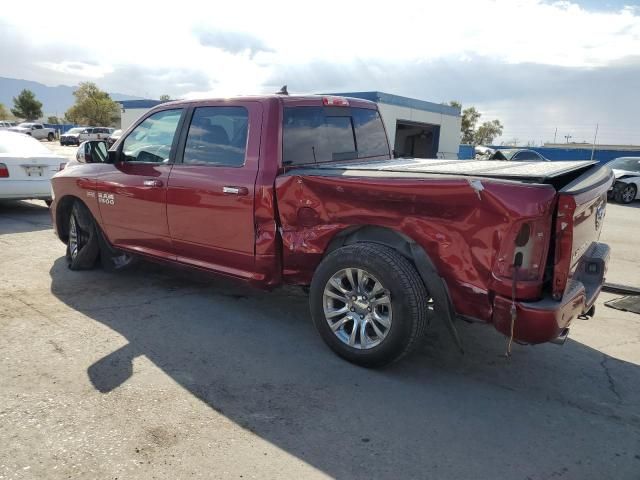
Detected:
left=50, top=95, right=613, bottom=366
left=9, top=122, right=56, bottom=141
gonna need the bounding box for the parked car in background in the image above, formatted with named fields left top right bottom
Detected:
left=106, top=129, right=122, bottom=147
left=60, top=127, right=86, bottom=146
left=0, top=121, right=18, bottom=130
left=60, top=127, right=113, bottom=146
left=51, top=94, right=612, bottom=367
left=0, top=131, right=65, bottom=206
left=490, top=149, right=549, bottom=162
left=9, top=122, right=56, bottom=141
left=608, top=156, right=640, bottom=204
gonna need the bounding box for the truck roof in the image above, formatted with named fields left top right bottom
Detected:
left=158, top=94, right=378, bottom=109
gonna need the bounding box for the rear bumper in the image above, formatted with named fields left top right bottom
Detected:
left=492, top=242, right=609, bottom=344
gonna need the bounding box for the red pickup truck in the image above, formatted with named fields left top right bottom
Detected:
left=50, top=94, right=613, bottom=367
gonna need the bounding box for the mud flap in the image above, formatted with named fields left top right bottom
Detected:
left=410, top=243, right=464, bottom=353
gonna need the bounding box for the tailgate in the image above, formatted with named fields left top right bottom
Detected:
left=551, top=164, right=614, bottom=300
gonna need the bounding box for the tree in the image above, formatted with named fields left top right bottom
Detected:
left=0, top=103, right=9, bottom=120
left=11, top=89, right=43, bottom=120
left=65, top=82, right=120, bottom=126
left=474, top=119, right=503, bottom=145
left=159, top=94, right=171, bottom=101
left=47, top=116, right=61, bottom=124
left=450, top=101, right=503, bottom=145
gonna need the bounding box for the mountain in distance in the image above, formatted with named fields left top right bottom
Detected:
left=0, top=77, right=144, bottom=116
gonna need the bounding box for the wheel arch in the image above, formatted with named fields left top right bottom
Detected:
left=55, top=195, right=85, bottom=242
left=323, top=224, right=463, bottom=352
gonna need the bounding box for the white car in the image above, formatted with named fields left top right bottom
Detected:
left=608, top=156, right=640, bottom=204
left=0, top=121, right=17, bottom=130
left=0, top=131, right=66, bottom=206
left=60, top=127, right=113, bottom=146
left=9, top=122, right=56, bottom=141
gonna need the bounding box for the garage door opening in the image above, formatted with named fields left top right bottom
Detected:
left=393, top=121, right=440, bottom=158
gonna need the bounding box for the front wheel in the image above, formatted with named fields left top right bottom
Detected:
left=310, top=243, right=429, bottom=367
left=615, top=183, right=637, bottom=204
left=66, top=202, right=100, bottom=270
left=47, top=132, right=54, bottom=141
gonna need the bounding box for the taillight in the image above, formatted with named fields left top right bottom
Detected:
left=552, top=195, right=577, bottom=300
left=0, top=163, right=9, bottom=178
left=322, top=96, right=349, bottom=106
left=495, top=218, right=551, bottom=282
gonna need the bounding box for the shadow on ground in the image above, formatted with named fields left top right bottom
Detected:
left=49, top=257, right=640, bottom=479
left=0, top=200, right=52, bottom=234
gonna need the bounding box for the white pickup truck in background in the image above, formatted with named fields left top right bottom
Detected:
left=9, top=122, right=56, bottom=141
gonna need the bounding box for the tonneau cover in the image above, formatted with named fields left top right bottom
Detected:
left=305, top=158, right=597, bottom=184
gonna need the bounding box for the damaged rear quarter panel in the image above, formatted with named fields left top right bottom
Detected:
left=275, top=173, right=556, bottom=322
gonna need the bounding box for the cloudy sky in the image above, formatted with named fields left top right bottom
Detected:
left=1, top=0, right=640, bottom=144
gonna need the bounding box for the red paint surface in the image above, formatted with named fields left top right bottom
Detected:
left=50, top=94, right=612, bottom=345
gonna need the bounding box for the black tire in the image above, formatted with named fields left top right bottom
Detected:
left=66, top=202, right=100, bottom=270
left=615, top=183, right=637, bottom=204
left=47, top=132, right=54, bottom=141
left=310, top=243, right=429, bottom=367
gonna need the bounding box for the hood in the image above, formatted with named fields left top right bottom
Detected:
left=612, top=169, right=640, bottom=179
left=62, top=132, right=80, bottom=137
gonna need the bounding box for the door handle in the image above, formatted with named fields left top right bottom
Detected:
left=143, top=179, right=163, bottom=187
left=223, top=186, right=248, bottom=195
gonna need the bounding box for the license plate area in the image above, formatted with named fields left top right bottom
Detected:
left=23, top=165, right=45, bottom=177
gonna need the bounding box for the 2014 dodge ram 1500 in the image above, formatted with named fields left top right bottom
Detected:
left=50, top=95, right=613, bottom=366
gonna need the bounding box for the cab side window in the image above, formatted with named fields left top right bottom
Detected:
left=122, top=109, right=183, bottom=163
left=182, top=107, right=248, bottom=167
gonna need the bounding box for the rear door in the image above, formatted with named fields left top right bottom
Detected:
left=95, top=108, right=185, bottom=257
left=166, top=101, right=262, bottom=278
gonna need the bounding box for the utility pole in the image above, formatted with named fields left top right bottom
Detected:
left=590, top=123, right=599, bottom=161
left=553, top=127, right=557, bottom=144
left=564, top=134, right=572, bottom=144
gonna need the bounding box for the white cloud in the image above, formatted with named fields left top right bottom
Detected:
left=1, top=0, right=640, bottom=142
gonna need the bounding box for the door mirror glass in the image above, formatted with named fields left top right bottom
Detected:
left=77, top=141, right=108, bottom=163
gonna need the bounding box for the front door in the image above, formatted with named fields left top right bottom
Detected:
left=96, top=108, right=185, bottom=257
left=166, top=102, right=262, bottom=278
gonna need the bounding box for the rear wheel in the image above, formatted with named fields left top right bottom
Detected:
left=615, top=184, right=637, bottom=204
left=66, top=202, right=100, bottom=270
left=310, top=243, right=429, bottom=367
left=47, top=132, right=54, bottom=141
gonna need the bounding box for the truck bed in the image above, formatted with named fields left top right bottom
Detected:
left=305, top=158, right=598, bottom=185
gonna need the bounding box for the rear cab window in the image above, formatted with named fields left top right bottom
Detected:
left=283, top=104, right=389, bottom=166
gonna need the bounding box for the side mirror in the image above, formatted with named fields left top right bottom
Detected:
left=77, top=141, right=108, bottom=164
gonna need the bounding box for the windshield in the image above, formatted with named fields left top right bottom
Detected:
left=609, top=157, right=640, bottom=173
left=67, top=128, right=84, bottom=134
left=0, top=132, right=52, bottom=155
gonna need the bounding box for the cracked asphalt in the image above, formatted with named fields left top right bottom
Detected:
left=1, top=148, right=639, bottom=479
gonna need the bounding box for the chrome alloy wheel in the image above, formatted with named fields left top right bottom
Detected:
left=68, top=214, right=79, bottom=259
left=322, top=268, right=392, bottom=349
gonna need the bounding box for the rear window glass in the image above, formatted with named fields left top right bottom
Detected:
left=283, top=106, right=389, bottom=165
